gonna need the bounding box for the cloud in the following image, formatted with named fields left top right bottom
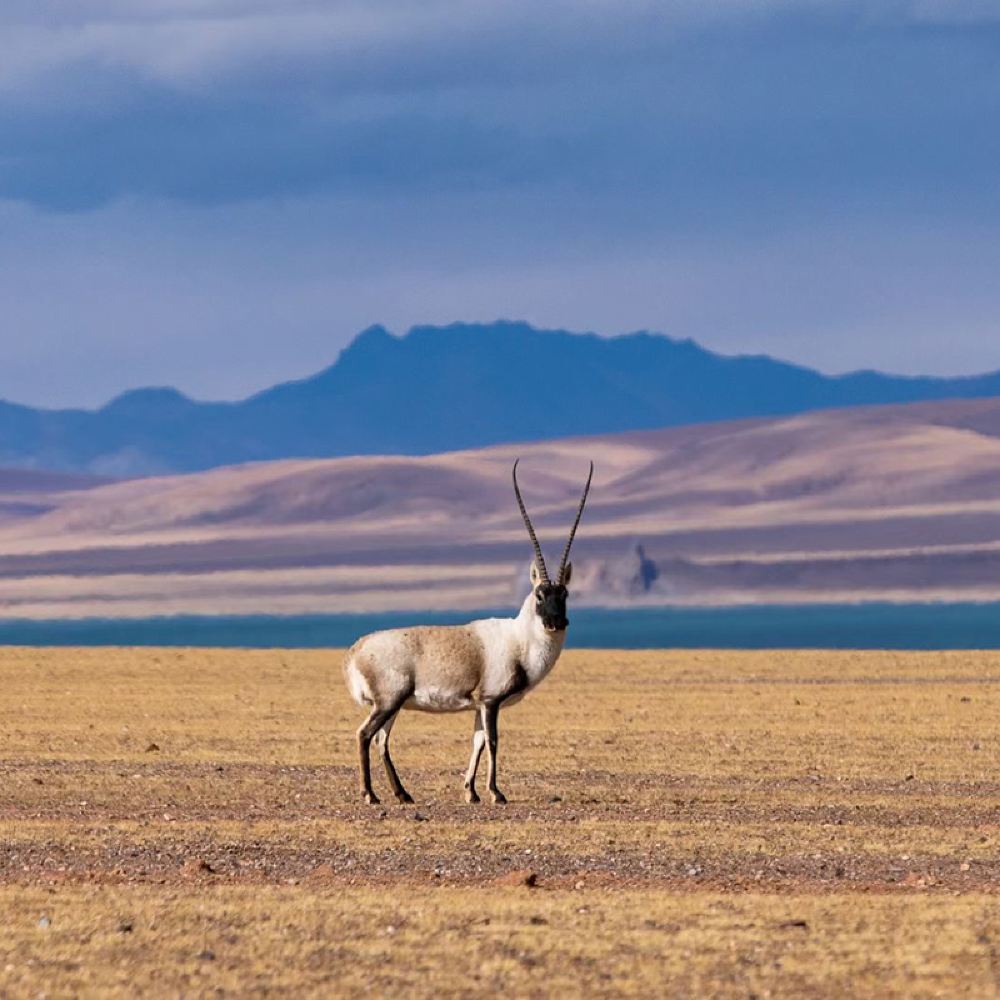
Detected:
left=908, top=0, right=1000, bottom=26
left=1, top=0, right=998, bottom=211
left=1, top=1, right=991, bottom=107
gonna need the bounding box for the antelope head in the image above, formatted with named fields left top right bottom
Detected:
left=513, top=459, right=594, bottom=633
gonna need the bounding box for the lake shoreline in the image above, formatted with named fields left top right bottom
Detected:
left=2, top=602, right=1000, bottom=649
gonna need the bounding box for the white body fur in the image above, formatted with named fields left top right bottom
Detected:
left=345, top=590, right=565, bottom=714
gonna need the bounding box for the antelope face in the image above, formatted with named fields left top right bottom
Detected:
left=535, top=582, right=570, bottom=632
left=514, top=458, right=592, bottom=634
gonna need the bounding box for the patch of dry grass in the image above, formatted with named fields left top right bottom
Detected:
left=5, top=886, right=1000, bottom=998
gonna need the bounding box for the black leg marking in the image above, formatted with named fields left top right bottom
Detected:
left=482, top=702, right=506, bottom=804
left=377, top=717, right=414, bottom=804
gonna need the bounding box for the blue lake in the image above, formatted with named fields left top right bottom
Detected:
left=1, top=603, right=999, bottom=649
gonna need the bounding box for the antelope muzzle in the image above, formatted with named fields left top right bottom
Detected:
left=536, top=585, right=569, bottom=632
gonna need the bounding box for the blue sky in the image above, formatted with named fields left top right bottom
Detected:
left=1, top=1, right=999, bottom=407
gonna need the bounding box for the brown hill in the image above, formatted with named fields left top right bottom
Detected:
left=2, top=397, right=1000, bottom=617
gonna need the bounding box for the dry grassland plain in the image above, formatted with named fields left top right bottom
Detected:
left=2, top=647, right=1000, bottom=997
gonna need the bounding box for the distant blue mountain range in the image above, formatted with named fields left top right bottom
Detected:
left=3, top=321, right=1000, bottom=475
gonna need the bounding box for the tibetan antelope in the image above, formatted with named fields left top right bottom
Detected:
left=344, top=459, right=593, bottom=805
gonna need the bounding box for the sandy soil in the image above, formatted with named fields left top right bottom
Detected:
left=2, top=647, right=1000, bottom=996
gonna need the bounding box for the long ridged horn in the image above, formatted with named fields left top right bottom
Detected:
left=512, top=459, right=550, bottom=584
left=557, top=461, right=594, bottom=584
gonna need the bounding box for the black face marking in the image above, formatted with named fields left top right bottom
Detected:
left=534, top=584, right=569, bottom=632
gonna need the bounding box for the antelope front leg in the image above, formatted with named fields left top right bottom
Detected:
left=464, top=713, right=485, bottom=804
left=481, top=702, right=506, bottom=804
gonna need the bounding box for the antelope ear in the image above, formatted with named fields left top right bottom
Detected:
left=562, top=562, right=573, bottom=586
left=529, top=561, right=543, bottom=587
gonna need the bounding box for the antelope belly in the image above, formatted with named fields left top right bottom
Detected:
left=407, top=686, right=475, bottom=712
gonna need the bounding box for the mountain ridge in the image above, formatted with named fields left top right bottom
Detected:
left=4, top=321, right=1000, bottom=475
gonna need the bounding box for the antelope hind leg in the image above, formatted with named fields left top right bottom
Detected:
left=357, top=701, right=402, bottom=805
left=375, top=713, right=414, bottom=804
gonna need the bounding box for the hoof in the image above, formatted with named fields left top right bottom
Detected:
left=362, top=791, right=381, bottom=805
left=489, top=789, right=508, bottom=805
left=465, top=786, right=481, bottom=804
left=395, top=791, right=414, bottom=804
